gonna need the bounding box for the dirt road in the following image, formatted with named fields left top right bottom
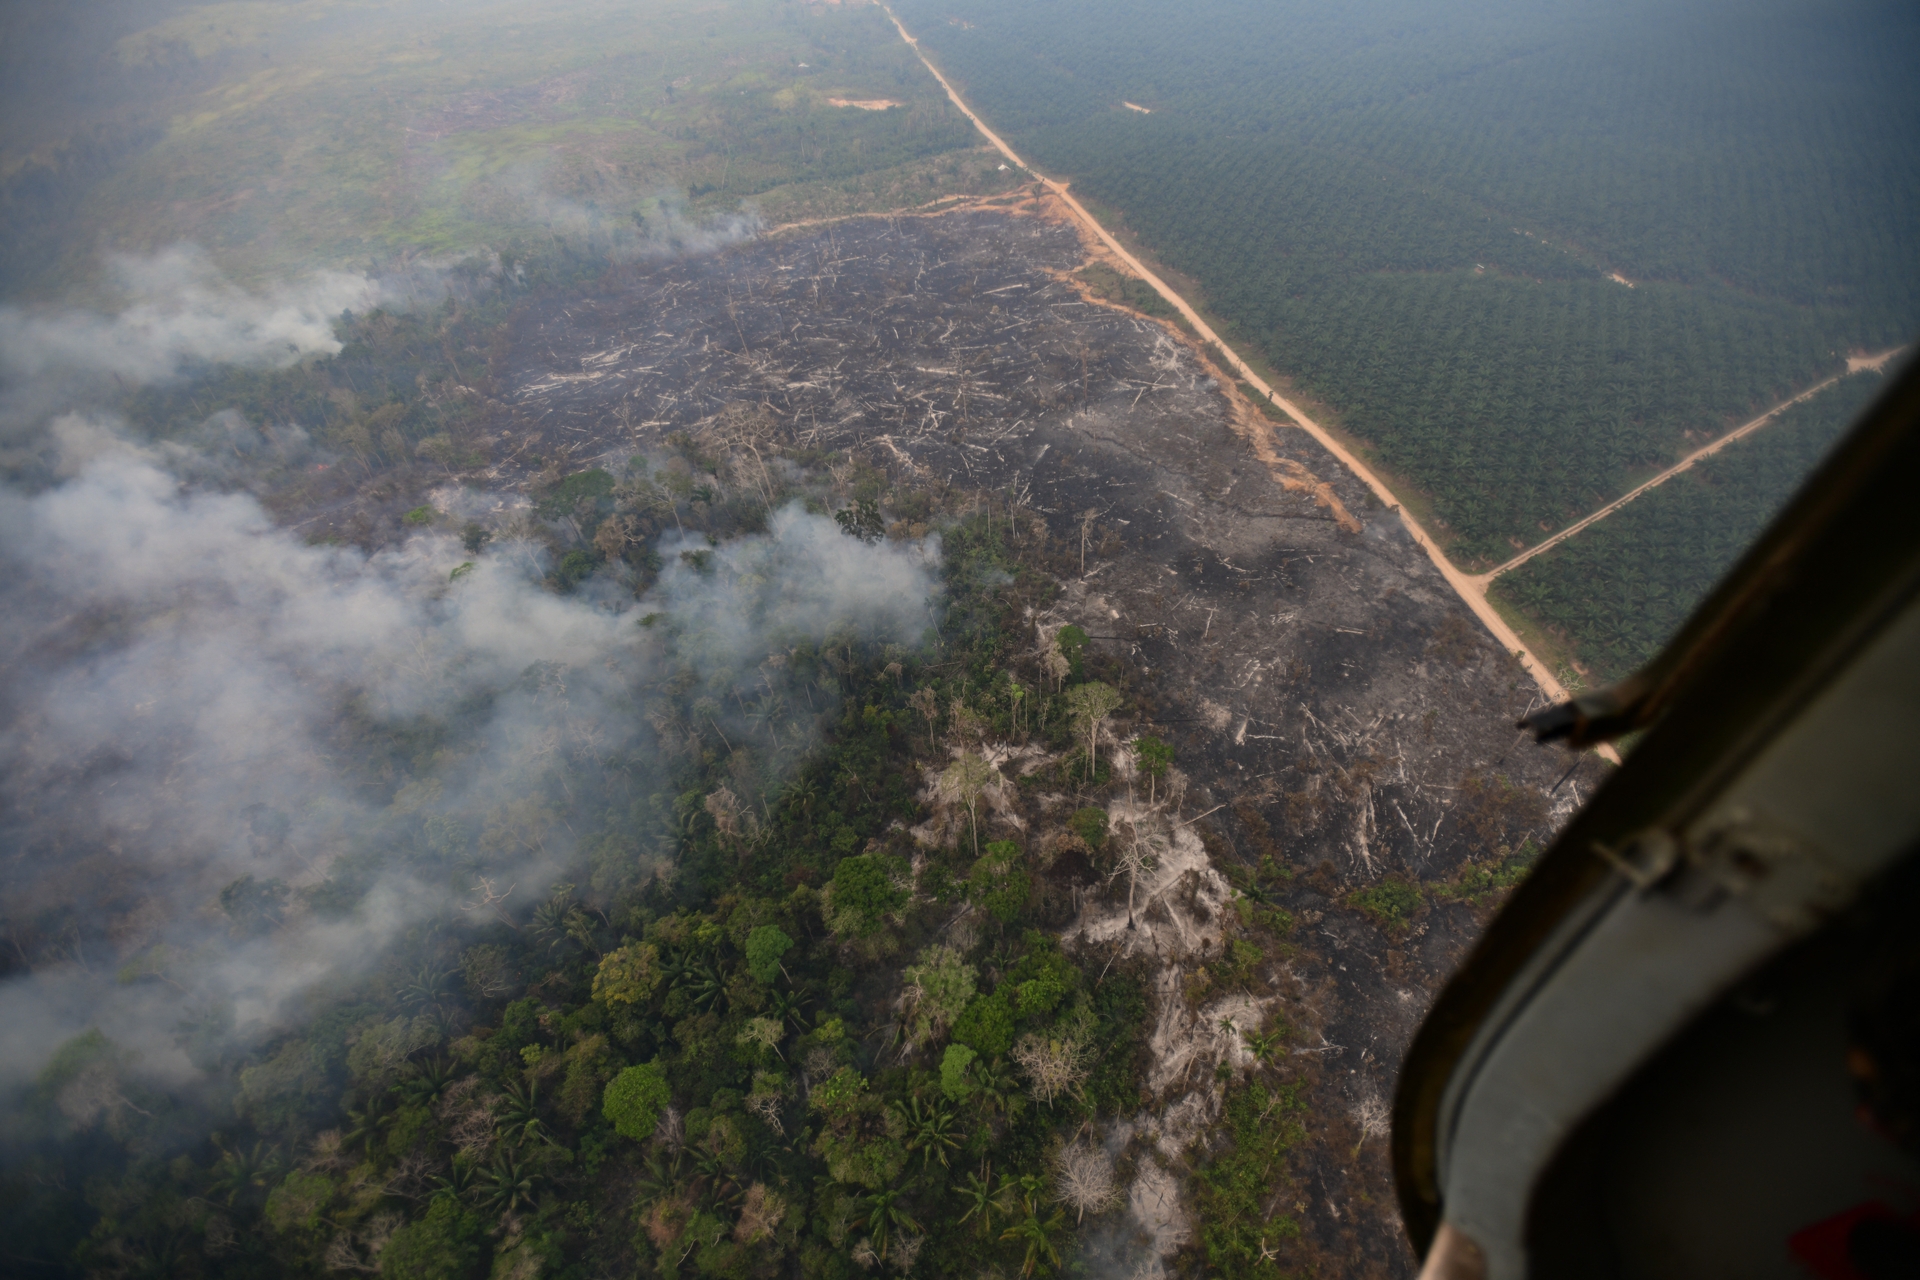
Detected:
left=1474, top=347, right=1905, bottom=586
left=882, top=6, right=1613, bottom=748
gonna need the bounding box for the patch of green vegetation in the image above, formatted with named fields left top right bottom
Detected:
left=1067, top=807, right=1108, bottom=850
left=1348, top=877, right=1424, bottom=930
left=1193, top=1079, right=1307, bottom=1276
left=1437, top=840, right=1542, bottom=907
left=12, top=477, right=1224, bottom=1276
left=4, top=0, right=986, bottom=294
left=533, top=466, right=616, bottom=520
left=1077, top=261, right=1174, bottom=319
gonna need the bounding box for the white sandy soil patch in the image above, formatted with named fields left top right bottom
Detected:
left=1058, top=796, right=1280, bottom=1270
left=1070, top=799, right=1229, bottom=957
left=908, top=740, right=1047, bottom=848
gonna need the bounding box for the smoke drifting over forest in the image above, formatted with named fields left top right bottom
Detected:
left=0, top=256, right=940, bottom=1091
left=0, top=247, right=383, bottom=384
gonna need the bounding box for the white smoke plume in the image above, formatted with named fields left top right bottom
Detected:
left=0, top=244, right=387, bottom=384
left=489, top=167, right=767, bottom=261
left=0, top=426, right=940, bottom=1087
left=0, top=245, right=447, bottom=458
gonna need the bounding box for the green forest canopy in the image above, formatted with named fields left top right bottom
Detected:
left=0, top=0, right=986, bottom=294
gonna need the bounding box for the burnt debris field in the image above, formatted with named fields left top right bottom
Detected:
left=490, top=194, right=1605, bottom=1270
left=0, top=188, right=1607, bottom=1280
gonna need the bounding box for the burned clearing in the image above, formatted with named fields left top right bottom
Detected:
left=486, top=194, right=1606, bottom=1274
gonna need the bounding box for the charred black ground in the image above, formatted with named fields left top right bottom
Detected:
left=487, top=198, right=1608, bottom=1273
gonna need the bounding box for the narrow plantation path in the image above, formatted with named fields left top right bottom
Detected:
left=1472, top=345, right=1907, bottom=588
left=883, top=6, right=1616, bottom=757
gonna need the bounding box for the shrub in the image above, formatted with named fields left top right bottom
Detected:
left=952, top=991, right=1015, bottom=1058
left=808, top=1066, right=868, bottom=1121
left=592, top=942, right=662, bottom=1006
left=603, top=1061, right=672, bottom=1140
left=744, top=925, right=794, bottom=984
left=378, top=1193, right=486, bottom=1280
left=1349, top=878, right=1423, bottom=930
left=901, top=946, right=978, bottom=1046
left=1068, top=807, right=1109, bottom=850
left=827, top=853, right=908, bottom=938
left=939, top=1043, right=977, bottom=1101
left=968, top=841, right=1032, bottom=925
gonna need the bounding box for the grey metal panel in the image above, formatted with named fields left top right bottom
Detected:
left=1435, top=597, right=1920, bottom=1277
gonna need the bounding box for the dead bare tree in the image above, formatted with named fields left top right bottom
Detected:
left=1109, top=819, right=1165, bottom=927
left=1012, top=1032, right=1092, bottom=1105
left=1351, top=1090, right=1391, bottom=1159
left=460, top=877, right=517, bottom=929
left=695, top=401, right=781, bottom=508
left=937, top=753, right=998, bottom=856
left=1051, top=1140, right=1120, bottom=1223
left=909, top=686, right=940, bottom=751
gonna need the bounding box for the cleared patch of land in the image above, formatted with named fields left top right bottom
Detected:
left=480, top=201, right=1604, bottom=1274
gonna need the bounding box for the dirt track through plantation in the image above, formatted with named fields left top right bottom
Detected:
left=881, top=5, right=1622, bottom=762
left=1474, top=346, right=1907, bottom=585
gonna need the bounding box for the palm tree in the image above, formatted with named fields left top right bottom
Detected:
left=207, top=1138, right=282, bottom=1207
left=398, top=963, right=459, bottom=1013
left=471, top=1148, right=539, bottom=1216
left=393, top=1056, right=458, bottom=1108
left=767, top=986, right=814, bottom=1032
left=342, top=1092, right=395, bottom=1155
left=124, top=1226, right=191, bottom=1280
left=892, top=1095, right=962, bottom=1171
left=1246, top=1026, right=1286, bottom=1064
left=974, top=1057, right=1026, bottom=1121
left=955, top=1167, right=998, bottom=1237
left=657, top=946, right=693, bottom=993
left=781, top=777, right=819, bottom=822
left=498, top=1078, right=557, bottom=1148
left=690, top=1144, right=745, bottom=1211
left=673, top=958, right=729, bottom=1013
left=1000, top=1202, right=1068, bottom=1276
left=529, top=894, right=583, bottom=954
left=431, top=1159, right=479, bottom=1197
left=638, top=1147, right=690, bottom=1203
left=856, top=1186, right=922, bottom=1263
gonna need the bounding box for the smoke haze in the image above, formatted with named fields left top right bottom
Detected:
left=0, top=245, right=384, bottom=384
left=0, top=411, right=938, bottom=1087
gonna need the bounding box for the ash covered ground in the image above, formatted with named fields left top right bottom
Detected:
left=485, top=194, right=1604, bottom=1275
